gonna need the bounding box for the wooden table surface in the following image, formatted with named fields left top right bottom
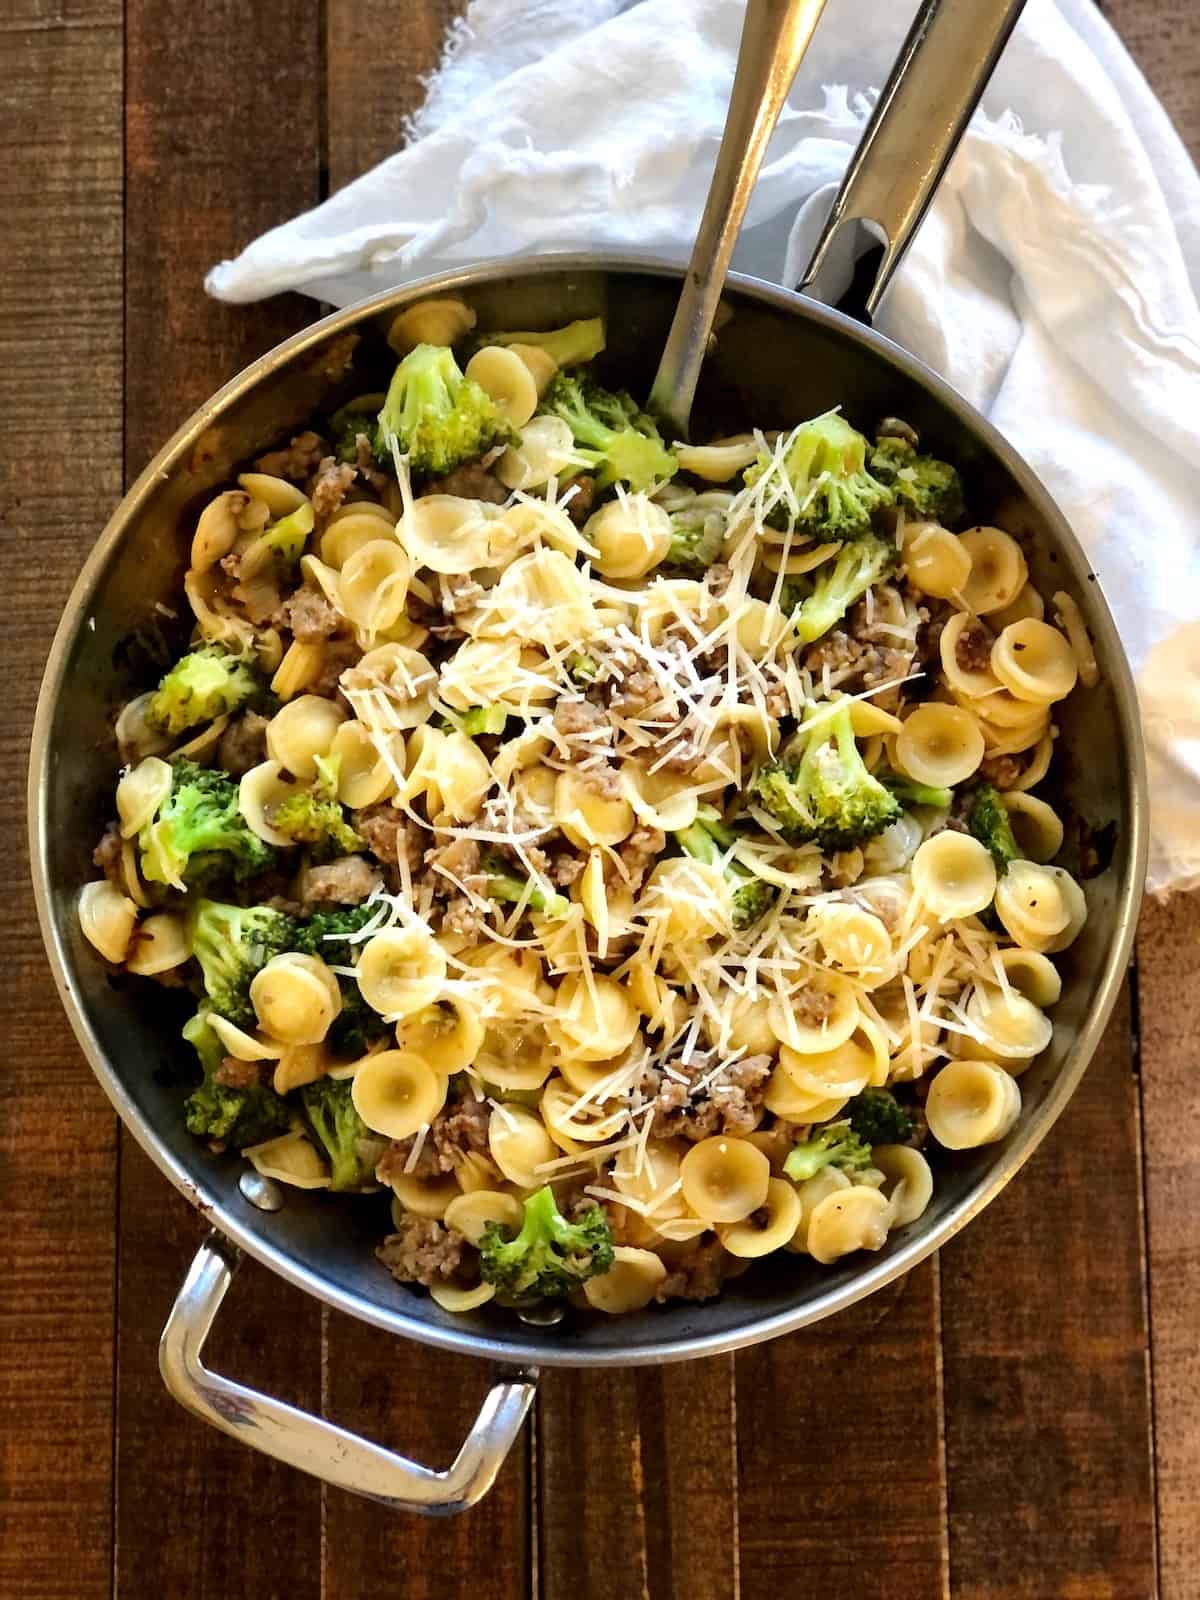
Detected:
left=2, top=3, right=1197, bottom=1597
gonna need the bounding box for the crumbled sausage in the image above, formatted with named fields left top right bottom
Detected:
left=309, top=636, right=362, bottom=699
left=955, top=620, right=995, bottom=675
left=356, top=805, right=422, bottom=871
left=421, top=460, right=509, bottom=504
left=379, top=1096, right=492, bottom=1182
left=274, top=583, right=342, bottom=644
left=608, top=668, right=661, bottom=718
left=549, top=849, right=586, bottom=887
left=443, top=896, right=487, bottom=939
left=561, top=474, right=596, bottom=526
left=979, top=752, right=1025, bottom=789
left=439, top=573, right=485, bottom=616
left=310, top=456, right=356, bottom=527
left=705, top=562, right=734, bottom=597
left=792, top=985, right=835, bottom=1028
left=93, top=822, right=123, bottom=886
left=214, top=1056, right=267, bottom=1090
left=553, top=698, right=608, bottom=738
left=425, top=836, right=482, bottom=890
left=615, top=825, right=664, bottom=892
left=655, top=1236, right=727, bottom=1303
left=217, top=710, right=269, bottom=776
left=299, top=855, right=382, bottom=907
left=355, top=433, right=389, bottom=494
left=801, top=628, right=913, bottom=703
left=642, top=1054, right=772, bottom=1142
left=255, top=431, right=327, bottom=482
left=377, top=1216, right=466, bottom=1286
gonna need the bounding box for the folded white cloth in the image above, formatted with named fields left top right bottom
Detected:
left=207, top=0, right=1200, bottom=894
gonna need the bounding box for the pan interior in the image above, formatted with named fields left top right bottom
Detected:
left=31, top=262, right=1144, bottom=1367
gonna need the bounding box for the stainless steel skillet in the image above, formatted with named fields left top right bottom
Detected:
left=28, top=0, right=1147, bottom=1515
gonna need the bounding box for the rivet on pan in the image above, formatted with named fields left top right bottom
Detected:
left=238, top=1170, right=285, bottom=1212
left=516, top=1302, right=564, bottom=1327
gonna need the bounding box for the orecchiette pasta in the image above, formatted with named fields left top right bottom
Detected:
left=352, top=1050, right=448, bottom=1139
left=806, top=1187, right=891, bottom=1264
left=250, top=953, right=342, bottom=1045
left=83, top=333, right=1094, bottom=1319
left=926, top=1059, right=1022, bottom=1149
left=356, top=927, right=447, bottom=1019
left=895, top=703, right=985, bottom=788
left=680, top=1138, right=770, bottom=1224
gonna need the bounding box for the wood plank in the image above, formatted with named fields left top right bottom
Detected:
left=0, top=5, right=124, bottom=1598
left=1137, top=894, right=1200, bottom=1600
left=736, top=1264, right=946, bottom=1599
left=325, top=0, right=465, bottom=192
left=318, top=8, right=529, bottom=1592
left=538, top=1358, right=738, bottom=1600
left=940, top=980, right=1156, bottom=1599
left=1103, top=0, right=1200, bottom=153
left=115, top=4, right=326, bottom=1596
left=322, top=1332, right=531, bottom=1600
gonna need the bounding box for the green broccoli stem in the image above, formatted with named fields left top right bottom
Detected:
left=481, top=317, right=606, bottom=368
left=483, top=855, right=569, bottom=918
left=884, top=775, right=954, bottom=810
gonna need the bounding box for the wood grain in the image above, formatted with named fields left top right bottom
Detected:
left=1137, top=895, right=1200, bottom=1600
left=940, top=982, right=1156, bottom=1599
left=318, top=13, right=529, bottom=1596
left=0, top=5, right=124, bottom=1598
left=538, top=1358, right=738, bottom=1600
left=1104, top=0, right=1200, bottom=153
left=115, top=4, right=326, bottom=1595
left=736, top=1264, right=947, bottom=1599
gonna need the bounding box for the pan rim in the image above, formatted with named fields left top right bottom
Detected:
left=28, top=253, right=1149, bottom=1367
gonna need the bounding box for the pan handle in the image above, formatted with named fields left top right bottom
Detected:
left=159, top=1234, right=537, bottom=1516
left=795, top=0, right=1027, bottom=320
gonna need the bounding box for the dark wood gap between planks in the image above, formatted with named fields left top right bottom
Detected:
left=0, top=0, right=1197, bottom=1596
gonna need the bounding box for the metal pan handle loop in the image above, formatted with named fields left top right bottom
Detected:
left=159, top=1234, right=537, bottom=1515
left=796, top=0, right=1027, bottom=320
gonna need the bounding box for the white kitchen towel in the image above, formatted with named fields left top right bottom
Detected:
left=207, top=0, right=1200, bottom=894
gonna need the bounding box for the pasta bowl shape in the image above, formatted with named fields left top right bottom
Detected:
left=29, top=259, right=1147, bottom=1511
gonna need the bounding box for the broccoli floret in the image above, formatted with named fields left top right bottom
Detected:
left=846, top=1087, right=915, bottom=1145
left=293, top=903, right=391, bottom=1058
left=673, top=812, right=773, bottom=930
left=147, top=646, right=259, bottom=738
left=376, top=343, right=514, bottom=476
left=190, top=898, right=298, bottom=1026
left=967, top=782, right=1019, bottom=874
left=479, top=1186, right=614, bottom=1298
left=883, top=774, right=954, bottom=810
left=481, top=852, right=569, bottom=918
left=301, top=1076, right=382, bottom=1191
left=664, top=501, right=727, bottom=575
left=182, top=1004, right=290, bottom=1147
left=869, top=434, right=964, bottom=525
left=568, top=652, right=599, bottom=685
left=794, top=533, right=897, bottom=645
left=745, top=412, right=893, bottom=538
left=478, top=317, right=606, bottom=369
left=292, top=901, right=381, bottom=958
left=783, top=1121, right=873, bottom=1182
left=330, top=394, right=387, bottom=465
left=270, top=758, right=362, bottom=859
left=259, top=500, right=315, bottom=566
left=750, top=700, right=900, bottom=852
left=538, top=373, right=676, bottom=493
left=139, top=760, right=276, bottom=889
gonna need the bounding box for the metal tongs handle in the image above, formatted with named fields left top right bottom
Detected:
left=648, top=0, right=830, bottom=439
left=797, top=0, right=1028, bottom=320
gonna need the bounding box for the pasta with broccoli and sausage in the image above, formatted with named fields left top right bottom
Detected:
left=78, top=298, right=1095, bottom=1317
